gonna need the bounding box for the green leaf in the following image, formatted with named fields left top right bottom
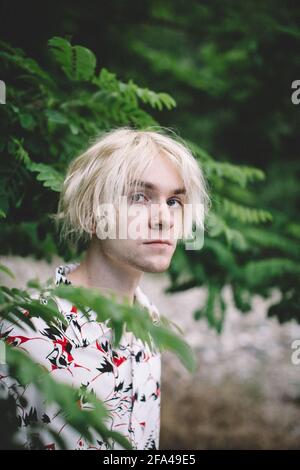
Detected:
left=19, top=113, right=36, bottom=130
left=6, top=346, right=133, bottom=450
left=45, top=109, right=68, bottom=125
left=48, top=37, right=96, bottom=81
left=221, top=198, right=273, bottom=224
left=53, top=284, right=197, bottom=372
left=27, top=162, right=64, bottom=192
left=0, top=264, right=15, bottom=279
left=150, top=323, right=198, bottom=373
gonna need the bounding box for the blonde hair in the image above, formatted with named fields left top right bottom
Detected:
left=54, top=126, right=211, bottom=248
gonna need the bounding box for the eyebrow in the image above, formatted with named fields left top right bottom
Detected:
left=129, top=179, right=186, bottom=195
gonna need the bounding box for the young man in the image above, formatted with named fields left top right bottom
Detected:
left=0, top=127, right=209, bottom=450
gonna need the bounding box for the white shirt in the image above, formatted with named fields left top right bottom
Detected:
left=0, top=263, right=161, bottom=450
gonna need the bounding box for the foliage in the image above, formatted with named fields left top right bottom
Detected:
left=0, top=269, right=196, bottom=449
left=0, top=24, right=299, bottom=446
left=1, top=32, right=299, bottom=327
left=0, top=37, right=176, bottom=260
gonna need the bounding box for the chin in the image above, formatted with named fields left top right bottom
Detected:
left=143, top=259, right=171, bottom=273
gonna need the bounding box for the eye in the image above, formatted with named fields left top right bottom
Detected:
left=130, top=192, right=148, bottom=203
left=167, top=198, right=182, bottom=208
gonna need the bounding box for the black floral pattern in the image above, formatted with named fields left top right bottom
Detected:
left=0, top=263, right=161, bottom=450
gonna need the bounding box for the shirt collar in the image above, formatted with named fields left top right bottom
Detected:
left=54, top=263, right=161, bottom=325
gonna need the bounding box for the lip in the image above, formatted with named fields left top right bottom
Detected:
left=143, top=240, right=172, bottom=246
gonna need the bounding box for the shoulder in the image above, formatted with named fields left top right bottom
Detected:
left=134, top=286, right=161, bottom=325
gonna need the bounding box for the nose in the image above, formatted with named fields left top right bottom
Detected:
left=149, top=201, right=174, bottom=231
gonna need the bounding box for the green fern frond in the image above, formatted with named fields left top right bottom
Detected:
left=194, top=284, right=226, bottom=333
left=206, top=212, right=248, bottom=250
left=0, top=45, right=53, bottom=84
left=286, top=222, right=300, bottom=240
left=244, top=227, right=300, bottom=256
left=203, top=160, right=265, bottom=187
left=231, top=284, right=252, bottom=312
left=243, top=258, right=300, bottom=287
left=9, top=138, right=31, bottom=167
left=27, top=163, right=64, bottom=192
left=95, top=68, right=176, bottom=111
left=135, top=87, right=176, bottom=110
left=48, top=37, right=96, bottom=81
left=221, top=198, right=273, bottom=224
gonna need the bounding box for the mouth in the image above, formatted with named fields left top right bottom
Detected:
left=143, top=240, right=172, bottom=246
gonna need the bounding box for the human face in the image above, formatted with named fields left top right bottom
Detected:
left=96, top=152, right=186, bottom=273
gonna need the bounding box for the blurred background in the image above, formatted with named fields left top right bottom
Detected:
left=1, top=0, right=300, bottom=449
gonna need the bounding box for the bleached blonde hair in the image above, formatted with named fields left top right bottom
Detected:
left=54, top=126, right=211, bottom=247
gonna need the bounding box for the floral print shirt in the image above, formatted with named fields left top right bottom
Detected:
left=0, top=263, right=161, bottom=450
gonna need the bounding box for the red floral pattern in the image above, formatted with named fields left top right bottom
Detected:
left=0, top=264, right=161, bottom=450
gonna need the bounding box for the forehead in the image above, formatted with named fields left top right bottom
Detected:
left=129, top=179, right=186, bottom=196
left=130, top=152, right=186, bottom=194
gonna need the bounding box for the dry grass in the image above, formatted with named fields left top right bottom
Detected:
left=160, top=354, right=300, bottom=449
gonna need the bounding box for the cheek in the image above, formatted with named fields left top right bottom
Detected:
left=172, top=211, right=185, bottom=238
left=101, top=238, right=136, bottom=262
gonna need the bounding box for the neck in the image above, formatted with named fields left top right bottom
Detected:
left=67, top=238, right=143, bottom=306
